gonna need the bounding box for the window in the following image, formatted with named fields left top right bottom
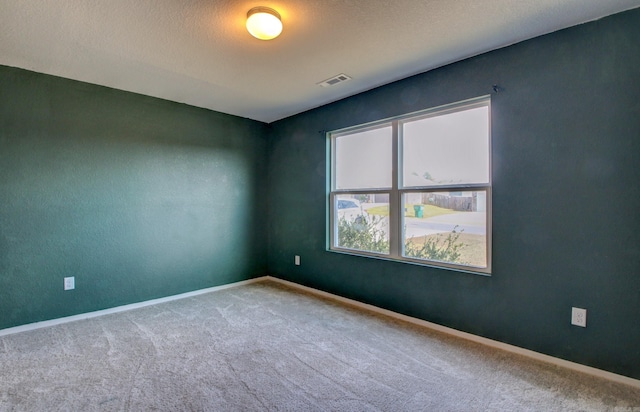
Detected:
left=329, top=96, right=491, bottom=274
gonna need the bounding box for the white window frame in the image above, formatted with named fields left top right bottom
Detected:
left=328, top=96, right=492, bottom=275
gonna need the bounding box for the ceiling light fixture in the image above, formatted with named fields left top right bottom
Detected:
left=246, top=7, right=283, bottom=40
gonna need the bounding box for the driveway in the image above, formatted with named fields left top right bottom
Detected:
left=361, top=208, right=485, bottom=239
left=405, top=212, right=486, bottom=238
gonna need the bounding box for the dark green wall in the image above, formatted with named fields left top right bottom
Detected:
left=0, top=66, right=268, bottom=329
left=267, top=9, right=640, bottom=379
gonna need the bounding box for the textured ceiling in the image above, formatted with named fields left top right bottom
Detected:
left=1, top=0, right=638, bottom=123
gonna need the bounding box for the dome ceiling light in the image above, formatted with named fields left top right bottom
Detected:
left=246, top=7, right=283, bottom=40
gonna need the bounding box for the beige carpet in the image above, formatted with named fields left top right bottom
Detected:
left=1, top=280, right=638, bottom=411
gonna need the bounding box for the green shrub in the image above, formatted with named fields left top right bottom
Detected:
left=337, top=215, right=389, bottom=254
left=338, top=216, right=466, bottom=264
left=404, top=226, right=466, bottom=264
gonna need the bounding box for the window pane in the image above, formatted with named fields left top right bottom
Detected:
left=403, top=191, right=487, bottom=268
left=335, top=126, right=392, bottom=189
left=335, top=194, right=389, bottom=254
left=402, top=106, right=489, bottom=187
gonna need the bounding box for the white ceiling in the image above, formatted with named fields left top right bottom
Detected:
left=1, top=1, right=638, bottom=123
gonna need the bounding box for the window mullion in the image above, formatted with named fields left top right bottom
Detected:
left=389, top=121, right=400, bottom=258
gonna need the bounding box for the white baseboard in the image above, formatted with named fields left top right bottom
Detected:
left=266, top=276, right=640, bottom=389
left=0, top=276, right=268, bottom=338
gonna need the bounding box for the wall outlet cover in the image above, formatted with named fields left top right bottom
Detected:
left=571, top=307, right=587, bottom=327
left=64, top=276, right=75, bottom=291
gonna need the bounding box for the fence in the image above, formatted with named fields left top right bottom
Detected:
left=422, top=193, right=476, bottom=211
left=357, top=192, right=478, bottom=212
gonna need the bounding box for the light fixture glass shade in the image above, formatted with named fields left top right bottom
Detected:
left=246, top=7, right=282, bottom=40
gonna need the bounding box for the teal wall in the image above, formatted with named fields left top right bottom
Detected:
left=267, top=9, right=640, bottom=379
left=0, top=66, right=268, bottom=329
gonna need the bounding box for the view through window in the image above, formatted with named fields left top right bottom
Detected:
left=329, top=97, right=491, bottom=273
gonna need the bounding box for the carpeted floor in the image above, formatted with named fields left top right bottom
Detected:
left=1, top=280, right=638, bottom=411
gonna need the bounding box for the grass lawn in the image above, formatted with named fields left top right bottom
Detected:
left=405, top=233, right=486, bottom=268
left=367, top=204, right=456, bottom=219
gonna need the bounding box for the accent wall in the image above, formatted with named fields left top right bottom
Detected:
left=267, top=9, right=640, bottom=379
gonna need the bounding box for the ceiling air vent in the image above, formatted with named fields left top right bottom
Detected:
left=317, top=73, right=352, bottom=88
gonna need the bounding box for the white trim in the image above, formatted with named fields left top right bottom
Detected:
left=0, top=277, right=268, bottom=337
left=266, top=276, right=640, bottom=389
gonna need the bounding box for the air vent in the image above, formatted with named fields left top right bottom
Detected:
left=317, top=73, right=352, bottom=88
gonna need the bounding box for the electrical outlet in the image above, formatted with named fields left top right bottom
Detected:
left=571, top=307, right=586, bottom=327
left=294, top=255, right=300, bottom=266
left=64, top=276, right=75, bottom=291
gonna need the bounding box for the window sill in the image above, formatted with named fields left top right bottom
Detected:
left=327, top=247, right=491, bottom=276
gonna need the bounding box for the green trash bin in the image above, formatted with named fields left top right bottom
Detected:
left=413, top=205, right=424, bottom=218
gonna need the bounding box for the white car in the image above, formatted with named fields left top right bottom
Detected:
left=337, top=198, right=368, bottom=223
